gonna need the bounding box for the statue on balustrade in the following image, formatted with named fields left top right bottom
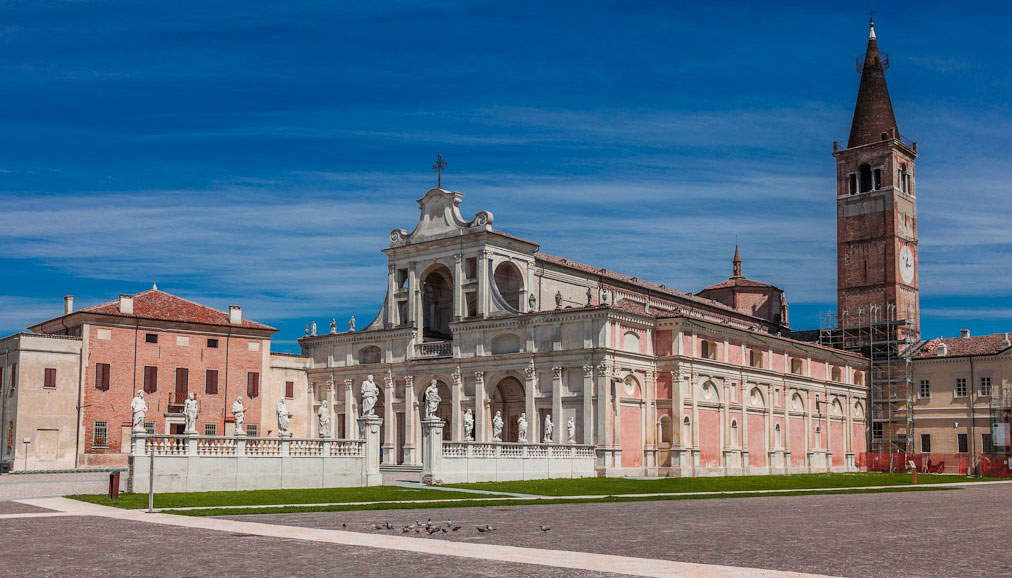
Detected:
left=360, top=375, right=379, bottom=417
left=543, top=414, right=553, bottom=443
left=517, top=412, right=528, bottom=443
left=567, top=416, right=576, bottom=443
left=232, top=396, right=246, bottom=435
left=423, top=380, right=441, bottom=420
left=131, top=390, right=147, bottom=433
left=277, top=398, right=292, bottom=436
left=492, top=411, right=504, bottom=441
left=318, top=403, right=331, bottom=437
left=463, top=408, right=474, bottom=441
left=183, top=392, right=199, bottom=435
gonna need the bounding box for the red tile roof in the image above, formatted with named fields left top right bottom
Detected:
left=698, top=276, right=780, bottom=292
left=79, top=289, right=276, bottom=331
left=915, top=333, right=1012, bottom=359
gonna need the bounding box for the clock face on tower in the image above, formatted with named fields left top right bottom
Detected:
left=899, top=245, right=915, bottom=285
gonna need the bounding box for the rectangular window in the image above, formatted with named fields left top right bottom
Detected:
left=983, top=433, right=994, bottom=454
left=955, top=378, right=968, bottom=397
left=207, top=338, right=219, bottom=349
left=918, top=380, right=931, bottom=399
left=980, top=377, right=993, bottom=397
left=872, top=422, right=883, bottom=440
left=957, top=433, right=969, bottom=453
left=247, top=372, right=260, bottom=398
left=175, top=368, right=189, bottom=401
left=465, top=258, right=477, bottom=279
left=43, top=368, right=57, bottom=389
left=920, top=433, right=931, bottom=453
left=143, top=366, right=158, bottom=394
left=872, top=167, right=882, bottom=190
left=145, top=333, right=158, bottom=344
left=245, top=424, right=258, bottom=437
left=848, top=173, right=857, bottom=195
left=144, top=422, right=155, bottom=435
left=203, top=423, right=217, bottom=436
left=10, top=363, right=17, bottom=392
left=285, top=381, right=294, bottom=399
left=93, top=421, right=108, bottom=448
left=205, top=370, right=219, bottom=395
left=95, top=363, right=111, bottom=390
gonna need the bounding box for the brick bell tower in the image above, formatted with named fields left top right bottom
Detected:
left=834, top=18, right=920, bottom=340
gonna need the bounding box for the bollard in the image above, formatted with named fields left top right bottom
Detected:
left=108, top=471, right=121, bottom=500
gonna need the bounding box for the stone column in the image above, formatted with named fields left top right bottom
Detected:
left=327, top=381, right=337, bottom=438
left=407, top=262, right=418, bottom=334
left=343, top=379, right=357, bottom=440
left=386, top=264, right=397, bottom=327
left=307, top=381, right=317, bottom=439
left=582, top=365, right=594, bottom=445
left=382, top=374, right=396, bottom=464
left=451, top=369, right=463, bottom=442
left=474, top=371, right=487, bottom=442
left=420, top=417, right=444, bottom=483
left=523, top=364, right=537, bottom=442
left=403, top=376, right=417, bottom=464
left=551, top=367, right=563, bottom=443
left=453, top=254, right=464, bottom=320
left=131, top=433, right=147, bottom=457
left=595, top=363, right=610, bottom=447
left=644, top=370, right=657, bottom=470
left=358, top=415, right=383, bottom=486
left=476, top=249, right=492, bottom=317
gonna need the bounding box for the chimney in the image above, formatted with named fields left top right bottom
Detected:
left=64, top=295, right=74, bottom=315
left=119, top=294, right=134, bottom=314
left=229, top=305, right=242, bottom=324
left=960, top=329, right=971, bottom=339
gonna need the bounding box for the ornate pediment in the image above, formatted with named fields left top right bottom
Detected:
left=389, top=188, right=493, bottom=246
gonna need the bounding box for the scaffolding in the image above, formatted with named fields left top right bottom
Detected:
left=820, top=304, right=916, bottom=457
left=990, top=380, right=1012, bottom=455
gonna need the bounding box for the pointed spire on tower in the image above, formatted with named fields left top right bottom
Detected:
left=732, top=244, right=742, bottom=278
left=847, top=16, right=898, bottom=148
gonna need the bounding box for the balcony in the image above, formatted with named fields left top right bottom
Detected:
left=415, top=341, right=452, bottom=359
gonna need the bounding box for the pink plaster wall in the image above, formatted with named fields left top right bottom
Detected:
left=655, top=371, right=671, bottom=400
left=654, top=330, right=672, bottom=357
left=773, top=416, right=785, bottom=449
left=620, top=405, right=643, bottom=468
left=772, top=354, right=785, bottom=373
left=681, top=334, right=693, bottom=355
left=830, top=421, right=845, bottom=466
left=852, top=423, right=867, bottom=454
left=698, top=409, right=720, bottom=467
left=811, top=362, right=826, bottom=380
left=747, top=413, right=765, bottom=466
left=728, top=343, right=742, bottom=365
left=789, top=418, right=806, bottom=467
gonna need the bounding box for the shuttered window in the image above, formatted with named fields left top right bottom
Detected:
left=285, top=381, right=294, bottom=398
left=246, top=372, right=260, bottom=398
left=205, top=370, right=219, bottom=395
left=95, top=363, right=111, bottom=390
left=143, top=366, right=158, bottom=393
left=43, top=368, right=57, bottom=389
left=175, top=368, right=189, bottom=401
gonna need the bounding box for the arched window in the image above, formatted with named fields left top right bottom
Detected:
left=622, top=374, right=641, bottom=397
left=749, top=387, right=764, bottom=408
left=658, top=415, right=672, bottom=444
left=790, top=392, right=805, bottom=411
left=701, top=381, right=718, bottom=401
left=853, top=371, right=865, bottom=386
left=682, top=416, right=692, bottom=444
left=421, top=266, right=453, bottom=340
left=493, top=262, right=523, bottom=311
left=774, top=423, right=783, bottom=449
left=853, top=401, right=865, bottom=420
left=749, top=349, right=763, bottom=368
left=623, top=331, right=641, bottom=352
left=730, top=420, right=739, bottom=448
left=358, top=346, right=382, bottom=365
left=830, top=398, right=844, bottom=417
left=859, top=164, right=873, bottom=193
left=831, top=366, right=842, bottom=382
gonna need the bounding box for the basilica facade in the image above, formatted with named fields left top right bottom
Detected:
left=298, top=188, right=869, bottom=476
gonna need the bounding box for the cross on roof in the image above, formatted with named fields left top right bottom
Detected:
left=432, top=154, right=447, bottom=188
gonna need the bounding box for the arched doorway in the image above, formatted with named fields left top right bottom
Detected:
left=490, top=377, right=525, bottom=442
left=421, top=266, right=453, bottom=340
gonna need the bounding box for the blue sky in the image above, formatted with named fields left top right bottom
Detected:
left=2, top=1, right=1011, bottom=350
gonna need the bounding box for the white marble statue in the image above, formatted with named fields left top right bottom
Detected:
left=567, top=416, right=576, bottom=443
left=544, top=414, right=553, bottom=443
left=360, top=374, right=379, bottom=417
left=131, top=390, right=147, bottom=433
left=232, top=396, right=246, bottom=435
left=276, top=398, right=292, bottom=436
left=492, top=410, right=504, bottom=441
left=183, top=392, right=198, bottom=434
left=463, top=408, right=474, bottom=441
left=329, top=318, right=337, bottom=334
left=318, top=403, right=331, bottom=437
left=517, top=412, right=528, bottom=443
left=423, top=379, right=441, bottom=419
left=310, top=320, right=318, bottom=336
left=349, top=315, right=357, bottom=332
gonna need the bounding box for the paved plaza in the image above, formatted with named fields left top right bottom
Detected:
left=2, top=484, right=1010, bottom=577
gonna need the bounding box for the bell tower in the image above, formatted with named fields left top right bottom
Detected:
left=834, top=18, right=920, bottom=340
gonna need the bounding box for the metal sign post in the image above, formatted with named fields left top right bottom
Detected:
left=147, top=449, right=155, bottom=513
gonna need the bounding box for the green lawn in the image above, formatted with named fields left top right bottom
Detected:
left=447, top=472, right=987, bottom=496
left=69, top=485, right=464, bottom=510
left=167, top=486, right=951, bottom=517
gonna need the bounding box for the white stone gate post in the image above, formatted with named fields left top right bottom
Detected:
left=358, top=415, right=383, bottom=486
left=420, top=417, right=444, bottom=483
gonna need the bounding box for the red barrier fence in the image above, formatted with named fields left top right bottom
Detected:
left=857, top=452, right=968, bottom=475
